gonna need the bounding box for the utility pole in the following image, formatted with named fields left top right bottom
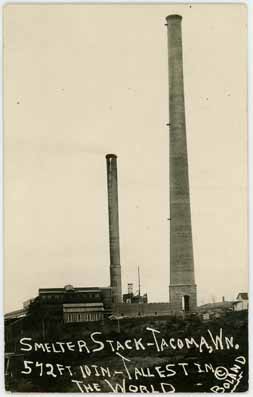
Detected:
left=138, top=266, right=141, bottom=297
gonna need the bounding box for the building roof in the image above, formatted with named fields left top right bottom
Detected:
left=197, top=301, right=234, bottom=312
left=38, top=286, right=112, bottom=295
left=39, top=286, right=101, bottom=294
left=4, top=308, right=28, bottom=320
left=236, top=292, right=248, bottom=300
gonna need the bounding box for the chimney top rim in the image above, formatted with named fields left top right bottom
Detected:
left=166, top=14, right=183, bottom=21
left=106, top=153, right=117, bottom=159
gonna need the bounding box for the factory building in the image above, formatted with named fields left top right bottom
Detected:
left=123, top=283, right=148, bottom=304
left=21, top=286, right=112, bottom=324
left=39, top=285, right=112, bottom=322
left=63, top=303, right=104, bottom=323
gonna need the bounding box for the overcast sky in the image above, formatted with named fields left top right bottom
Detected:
left=4, top=3, right=247, bottom=313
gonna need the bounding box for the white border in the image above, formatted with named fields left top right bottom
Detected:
left=0, top=1, right=252, bottom=396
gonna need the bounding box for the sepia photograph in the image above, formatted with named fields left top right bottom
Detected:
left=4, top=3, right=248, bottom=392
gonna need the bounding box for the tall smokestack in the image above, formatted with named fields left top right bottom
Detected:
left=106, top=154, right=122, bottom=304
left=166, top=15, right=197, bottom=311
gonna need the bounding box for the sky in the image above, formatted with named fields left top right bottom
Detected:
left=4, top=3, right=247, bottom=313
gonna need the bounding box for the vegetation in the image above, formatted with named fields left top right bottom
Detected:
left=5, top=310, right=248, bottom=392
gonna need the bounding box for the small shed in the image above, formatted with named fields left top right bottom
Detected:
left=233, top=292, right=248, bottom=312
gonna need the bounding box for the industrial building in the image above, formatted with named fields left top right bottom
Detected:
left=37, top=286, right=112, bottom=322
left=123, top=283, right=148, bottom=304
left=5, top=14, right=197, bottom=325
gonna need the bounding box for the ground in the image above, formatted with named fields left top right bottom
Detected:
left=5, top=310, right=248, bottom=393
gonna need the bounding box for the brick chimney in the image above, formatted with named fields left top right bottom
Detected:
left=166, top=15, right=197, bottom=312
left=106, top=154, right=122, bottom=304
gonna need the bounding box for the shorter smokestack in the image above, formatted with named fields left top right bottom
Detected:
left=106, top=154, right=122, bottom=304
